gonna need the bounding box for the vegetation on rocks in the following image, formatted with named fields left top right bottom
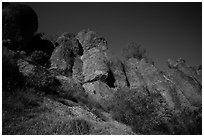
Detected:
left=2, top=2, right=202, bottom=135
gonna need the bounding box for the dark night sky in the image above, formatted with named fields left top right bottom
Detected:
left=21, top=2, right=201, bottom=70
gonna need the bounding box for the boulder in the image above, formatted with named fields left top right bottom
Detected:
left=76, top=29, right=107, bottom=52
left=81, top=48, right=109, bottom=82
left=2, top=3, right=38, bottom=50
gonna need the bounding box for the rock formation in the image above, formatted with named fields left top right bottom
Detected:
left=2, top=6, right=202, bottom=134
left=50, top=33, right=82, bottom=76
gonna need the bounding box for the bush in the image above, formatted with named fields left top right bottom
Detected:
left=122, top=42, right=146, bottom=60
left=106, top=87, right=200, bottom=134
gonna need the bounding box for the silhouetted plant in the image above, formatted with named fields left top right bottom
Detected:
left=122, top=42, right=146, bottom=60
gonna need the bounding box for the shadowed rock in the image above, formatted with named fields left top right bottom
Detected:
left=26, top=33, right=55, bottom=59
left=50, top=33, right=83, bottom=76
left=72, top=57, right=84, bottom=83
left=56, top=32, right=83, bottom=56
left=107, top=54, right=127, bottom=88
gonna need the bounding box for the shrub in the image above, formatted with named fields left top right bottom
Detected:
left=106, top=87, right=198, bottom=134
left=122, top=42, right=146, bottom=60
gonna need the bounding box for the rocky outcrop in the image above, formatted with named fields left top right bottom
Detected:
left=124, top=57, right=201, bottom=111
left=166, top=69, right=202, bottom=107
left=76, top=29, right=107, bottom=52
left=76, top=29, right=110, bottom=83
left=56, top=32, right=83, bottom=56
left=2, top=3, right=38, bottom=50
left=124, top=58, right=146, bottom=89
left=2, top=26, right=202, bottom=135
left=167, top=58, right=202, bottom=86
left=50, top=32, right=83, bottom=76
left=81, top=47, right=109, bottom=82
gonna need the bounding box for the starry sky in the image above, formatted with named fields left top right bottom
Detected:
left=20, top=2, right=201, bottom=70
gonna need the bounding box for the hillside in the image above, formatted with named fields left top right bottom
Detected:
left=2, top=3, right=202, bottom=135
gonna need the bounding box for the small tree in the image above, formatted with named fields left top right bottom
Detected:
left=122, top=42, right=146, bottom=60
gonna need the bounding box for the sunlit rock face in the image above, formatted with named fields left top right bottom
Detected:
left=81, top=47, right=109, bottom=83
left=76, top=29, right=109, bottom=83
left=2, top=3, right=38, bottom=50
left=76, top=29, right=108, bottom=52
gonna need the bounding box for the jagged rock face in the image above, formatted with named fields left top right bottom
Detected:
left=81, top=48, right=109, bottom=82
left=166, top=69, right=202, bottom=107
left=76, top=29, right=108, bottom=52
left=167, top=58, right=202, bottom=85
left=83, top=81, right=115, bottom=109
left=124, top=58, right=197, bottom=111
left=2, top=3, right=38, bottom=50
left=124, top=58, right=177, bottom=109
